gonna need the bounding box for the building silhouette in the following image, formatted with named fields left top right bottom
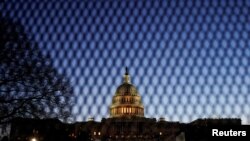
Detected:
left=8, top=68, right=241, bottom=141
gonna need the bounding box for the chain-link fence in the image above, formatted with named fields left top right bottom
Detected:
left=1, top=0, right=249, bottom=124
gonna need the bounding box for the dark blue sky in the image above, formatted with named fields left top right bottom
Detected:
left=1, top=0, right=250, bottom=124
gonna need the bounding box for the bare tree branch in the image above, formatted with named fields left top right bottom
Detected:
left=0, top=16, right=73, bottom=124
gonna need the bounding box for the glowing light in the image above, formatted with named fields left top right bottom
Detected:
left=31, top=138, right=37, bottom=141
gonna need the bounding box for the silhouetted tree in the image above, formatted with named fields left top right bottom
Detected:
left=0, top=16, right=73, bottom=124
left=1, top=136, right=8, bottom=141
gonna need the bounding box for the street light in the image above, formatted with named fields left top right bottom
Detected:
left=31, top=137, right=37, bottom=141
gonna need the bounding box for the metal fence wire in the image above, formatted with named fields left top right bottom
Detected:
left=1, top=0, right=250, bottom=124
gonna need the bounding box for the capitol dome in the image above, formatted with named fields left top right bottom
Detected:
left=110, top=68, right=144, bottom=118
left=115, top=83, right=139, bottom=96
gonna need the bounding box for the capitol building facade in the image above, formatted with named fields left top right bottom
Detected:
left=9, top=68, right=241, bottom=141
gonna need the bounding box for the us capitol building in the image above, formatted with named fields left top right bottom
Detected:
left=110, top=67, right=144, bottom=118
left=9, top=68, right=241, bottom=141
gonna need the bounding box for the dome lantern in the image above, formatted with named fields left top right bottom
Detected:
left=123, top=67, right=130, bottom=83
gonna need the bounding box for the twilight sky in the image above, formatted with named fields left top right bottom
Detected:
left=1, top=0, right=250, bottom=124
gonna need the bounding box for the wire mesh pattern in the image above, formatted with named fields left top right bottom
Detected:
left=1, top=0, right=250, bottom=124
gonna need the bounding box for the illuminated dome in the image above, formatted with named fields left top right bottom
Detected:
left=115, top=83, right=139, bottom=96
left=110, top=67, right=144, bottom=118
